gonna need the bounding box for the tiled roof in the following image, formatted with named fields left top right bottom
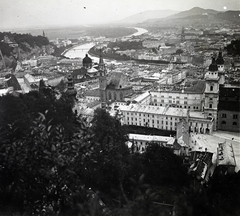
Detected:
left=72, top=67, right=87, bottom=76
left=129, top=133, right=175, bottom=145
left=119, top=104, right=189, bottom=117
left=85, top=89, right=100, bottom=97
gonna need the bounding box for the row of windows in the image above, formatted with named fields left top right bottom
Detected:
left=190, top=122, right=209, bottom=127
left=221, top=121, right=238, bottom=126
left=108, top=92, right=123, bottom=101
left=126, top=112, right=179, bottom=120
left=127, top=117, right=178, bottom=126
left=221, top=114, right=238, bottom=119
left=156, top=95, right=196, bottom=100
left=155, top=99, right=198, bottom=103
left=127, top=121, right=177, bottom=131
left=190, top=127, right=210, bottom=134
left=156, top=104, right=199, bottom=110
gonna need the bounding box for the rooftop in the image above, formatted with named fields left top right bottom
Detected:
left=87, top=100, right=101, bottom=109
left=154, top=80, right=206, bottom=94
left=133, top=91, right=150, bottom=103
left=189, top=111, right=213, bottom=121
left=119, top=104, right=189, bottom=117
left=190, top=131, right=240, bottom=172
left=84, top=89, right=100, bottom=97
left=129, top=133, right=175, bottom=145
left=72, top=67, right=87, bottom=76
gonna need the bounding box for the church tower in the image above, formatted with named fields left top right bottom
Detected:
left=181, top=26, right=185, bottom=42
left=216, top=49, right=225, bottom=85
left=66, top=74, right=77, bottom=97
left=204, top=57, right=219, bottom=130
left=98, top=49, right=107, bottom=107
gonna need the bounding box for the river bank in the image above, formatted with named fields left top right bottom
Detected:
left=63, top=27, right=152, bottom=63
left=61, top=41, right=91, bottom=56
left=89, top=46, right=170, bottom=65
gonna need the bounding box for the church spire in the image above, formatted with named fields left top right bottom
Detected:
left=98, top=49, right=105, bottom=74
left=99, top=49, right=104, bottom=66
left=43, top=30, right=45, bottom=37
left=181, top=26, right=185, bottom=42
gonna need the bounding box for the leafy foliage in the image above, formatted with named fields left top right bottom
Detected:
left=86, top=108, right=130, bottom=203
left=143, top=144, right=189, bottom=189
left=0, top=112, right=95, bottom=215
left=226, top=39, right=240, bottom=56
left=0, top=92, right=239, bottom=215
left=174, top=170, right=240, bottom=216
left=0, top=89, right=77, bottom=139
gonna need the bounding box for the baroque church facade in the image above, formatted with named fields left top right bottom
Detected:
left=98, top=53, right=133, bottom=107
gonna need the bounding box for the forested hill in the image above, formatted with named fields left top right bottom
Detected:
left=0, top=32, right=49, bottom=56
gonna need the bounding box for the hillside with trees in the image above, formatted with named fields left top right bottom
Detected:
left=0, top=87, right=240, bottom=215
left=0, top=32, right=49, bottom=55
left=0, top=32, right=51, bottom=70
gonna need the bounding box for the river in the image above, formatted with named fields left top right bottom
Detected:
left=64, top=27, right=148, bottom=62
left=126, top=27, right=148, bottom=37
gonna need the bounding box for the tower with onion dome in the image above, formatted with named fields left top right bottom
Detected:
left=98, top=49, right=107, bottom=107
left=204, top=57, right=219, bottom=130
left=216, top=49, right=225, bottom=85
left=66, top=74, right=77, bottom=97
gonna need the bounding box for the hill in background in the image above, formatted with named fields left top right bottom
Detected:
left=116, top=10, right=178, bottom=24
left=116, top=7, right=240, bottom=27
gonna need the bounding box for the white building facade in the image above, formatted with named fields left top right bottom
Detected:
left=119, top=104, right=214, bottom=134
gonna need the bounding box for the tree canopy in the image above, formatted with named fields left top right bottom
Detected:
left=0, top=90, right=239, bottom=215
left=226, top=39, right=240, bottom=56
left=0, top=32, right=49, bottom=56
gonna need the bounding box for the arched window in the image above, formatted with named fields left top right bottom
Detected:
left=222, top=121, right=226, bottom=124
left=114, top=92, right=117, bottom=100
left=108, top=91, right=111, bottom=100
left=233, top=122, right=237, bottom=126
left=210, top=86, right=213, bottom=91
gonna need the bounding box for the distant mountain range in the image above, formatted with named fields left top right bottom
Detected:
left=116, top=10, right=178, bottom=24
left=117, top=7, right=240, bottom=25
left=167, top=7, right=218, bottom=19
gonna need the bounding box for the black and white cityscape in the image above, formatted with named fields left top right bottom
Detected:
left=0, top=0, right=240, bottom=215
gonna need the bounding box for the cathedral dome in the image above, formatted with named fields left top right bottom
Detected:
left=83, top=54, right=92, bottom=66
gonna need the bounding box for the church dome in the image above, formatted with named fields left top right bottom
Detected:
left=209, top=57, right=218, bottom=71
left=83, top=54, right=92, bottom=65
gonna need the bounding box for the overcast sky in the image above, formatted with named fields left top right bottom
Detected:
left=1, top=0, right=240, bottom=30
